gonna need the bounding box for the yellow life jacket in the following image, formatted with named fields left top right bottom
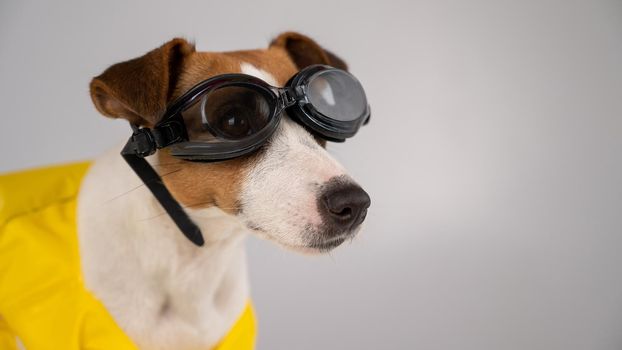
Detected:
left=0, top=162, right=256, bottom=350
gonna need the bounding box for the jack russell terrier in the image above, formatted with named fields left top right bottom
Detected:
left=78, top=31, right=371, bottom=349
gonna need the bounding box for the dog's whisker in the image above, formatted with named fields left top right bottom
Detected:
left=181, top=200, right=242, bottom=212
left=158, top=168, right=184, bottom=178
left=348, top=234, right=355, bottom=244
left=321, top=232, right=350, bottom=245
left=138, top=205, right=242, bottom=222
left=104, top=183, right=148, bottom=203
left=137, top=211, right=170, bottom=221
left=182, top=200, right=217, bottom=209
left=104, top=168, right=183, bottom=203
left=150, top=162, right=185, bottom=167
left=187, top=208, right=243, bottom=218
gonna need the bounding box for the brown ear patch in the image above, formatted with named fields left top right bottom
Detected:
left=270, top=31, right=348, bottom=71
left=90, top=38, right=195, bottom=127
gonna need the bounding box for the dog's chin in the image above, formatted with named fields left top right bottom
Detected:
left=278, top=237, right=349, bottom=255
left=275, top=239, right=347, bottom=255
left=246, top=223, right=360, bottom=255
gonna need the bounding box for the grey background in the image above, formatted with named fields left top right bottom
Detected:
left=2, top=0, right=622, bottom=349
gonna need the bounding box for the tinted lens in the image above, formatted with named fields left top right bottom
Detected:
left=181, top=85, right=272, bottom=142
left=307, top=70, right=367, bottom=122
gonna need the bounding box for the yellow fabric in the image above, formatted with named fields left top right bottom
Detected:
left=0, top=162, right=256, bottom=350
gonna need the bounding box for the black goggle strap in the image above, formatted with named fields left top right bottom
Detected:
left=120, top=122, right=205, bottom=247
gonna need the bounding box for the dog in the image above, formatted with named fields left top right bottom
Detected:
left=79, top=32, right=370, bottom=349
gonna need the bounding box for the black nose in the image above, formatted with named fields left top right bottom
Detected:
left=319, top=179, right=371, bottom=232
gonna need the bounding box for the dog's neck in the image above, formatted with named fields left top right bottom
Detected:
left=77, top=144, right=249, bottom=350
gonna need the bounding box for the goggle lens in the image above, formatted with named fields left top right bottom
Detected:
left=181, top=85, right=273, bottom=143
left=307, top=70, right=367, bottom=122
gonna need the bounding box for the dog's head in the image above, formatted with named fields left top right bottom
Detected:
left=90, top=32, right=370, bottom=252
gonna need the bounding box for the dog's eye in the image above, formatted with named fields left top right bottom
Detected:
left=194, top=86, right=271, bottom=140
left=213, top=105, right=253, bottom=139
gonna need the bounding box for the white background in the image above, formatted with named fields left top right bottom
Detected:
left=1, top=1, right=622, bottom=349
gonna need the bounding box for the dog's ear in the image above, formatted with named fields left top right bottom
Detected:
left=90, top=38, right=195, bottom=127
left=270, top=32, right=348, bottom=71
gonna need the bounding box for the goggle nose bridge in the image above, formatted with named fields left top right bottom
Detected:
left=275, top=85, right=305, bottom=112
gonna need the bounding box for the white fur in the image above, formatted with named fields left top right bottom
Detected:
left=77, top=62, right=353, bottom=349
left=239, top=118, right=348, bottom=250
left=239, top=63, right=350, bottom=250
left=78, top=146, right=249, bottom=350
left=240, top=62, right=278, bottom=86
